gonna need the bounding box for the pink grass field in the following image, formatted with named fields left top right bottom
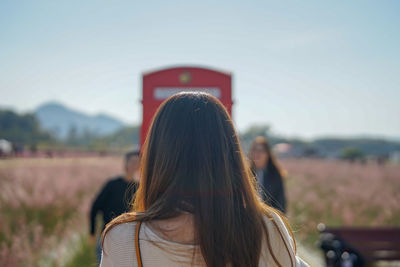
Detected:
left=281, top=159, right=400, bottom=245
left=0, top=157, right=399, bottom=266
left=0, top=157, right=122, bottom=267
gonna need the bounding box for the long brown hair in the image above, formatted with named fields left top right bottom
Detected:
left=102, top=92, right=295, bottom=267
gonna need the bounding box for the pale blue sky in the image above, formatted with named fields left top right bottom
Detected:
left=1, top=0, right=399, bottom=138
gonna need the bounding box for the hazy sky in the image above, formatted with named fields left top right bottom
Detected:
left=1, top=0, right=399, bottom=138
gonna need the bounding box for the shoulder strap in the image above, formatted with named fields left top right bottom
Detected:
left=135, top=221, right=143, bottom=267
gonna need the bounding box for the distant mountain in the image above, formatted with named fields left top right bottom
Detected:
left=35, top=101, right=125, bottom=140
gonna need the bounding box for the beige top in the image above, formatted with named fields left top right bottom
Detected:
left=100, top=210, right=309, bottom=267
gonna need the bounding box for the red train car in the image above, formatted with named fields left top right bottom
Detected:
left=140, top=66, right=233, bottom=147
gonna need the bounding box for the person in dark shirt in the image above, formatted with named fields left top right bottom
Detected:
left=249, top=136, right=287, bottom=213
left=89, top=150, right=140, bottom=261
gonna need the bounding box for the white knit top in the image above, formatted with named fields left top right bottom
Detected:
left=100, top=210, right=309, bottom=267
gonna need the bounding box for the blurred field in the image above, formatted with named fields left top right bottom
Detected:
left=282, top=159, right=400, bottom=249
left=0, top=157, right=121, bottom=267
left=0, top=157, right=399, bottom=266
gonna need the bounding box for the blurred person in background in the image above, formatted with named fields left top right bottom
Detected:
left=249, top=136, right=287, bottom=213
left=100, top=92, right=308, bottom=266
left=89, top=150, right=140, bottom=262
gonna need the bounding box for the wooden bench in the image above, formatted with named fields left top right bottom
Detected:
left=318, top=224, right=400, bottom=266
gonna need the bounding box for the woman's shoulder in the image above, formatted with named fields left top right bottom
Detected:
left=262, top=209, right=294, bottom=249
left=107, top=220, right=137, bottom=233
left=263, top=209, right=288, bottom=230
left=103, top=221, right=137, bottom=250
left=261, top=209, right=309, bottom=267
left=101, top=221, right=138, bottom=267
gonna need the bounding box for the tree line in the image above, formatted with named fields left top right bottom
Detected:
left=1, top=109, right=399, bottom=159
